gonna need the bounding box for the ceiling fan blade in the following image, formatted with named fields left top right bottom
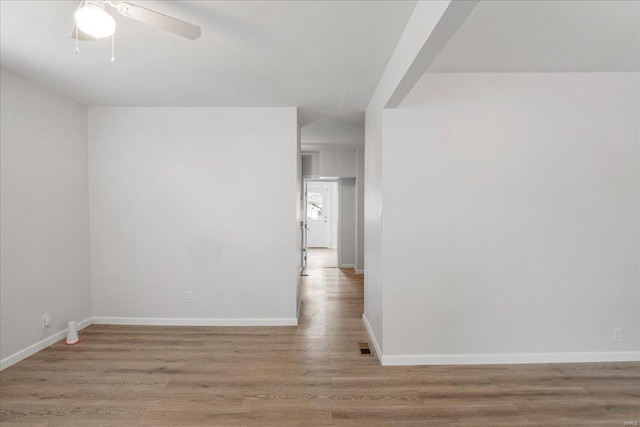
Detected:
left=113, top=2, right=201, bottom=40
left=70, top=25, right=98, bottom=41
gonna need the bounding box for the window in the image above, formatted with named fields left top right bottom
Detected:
left=307, top=192, right=323, bottom=220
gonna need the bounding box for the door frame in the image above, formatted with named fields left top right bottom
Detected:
left=304, top=179, right=342, bottom=268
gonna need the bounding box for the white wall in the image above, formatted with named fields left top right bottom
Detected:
left=340, top=178, right=357, bottom=267
left=356, top=149, right=365, bottom=272
left=0, top=70, right=91, bottom=367
left=302, top=153, right=319, bottom=178
left=381, top=72, right=639, bottom=363
left=330, top=182, right=339, bottom=249
left=362, top=1, right=454, bottom=354
left=363, top=109, right=385, bottom=351
left=296, top=125, right=303, bottom=315
left=318, top=149, right=357, bottom=178
left=88, top=107, right=299, bottom=325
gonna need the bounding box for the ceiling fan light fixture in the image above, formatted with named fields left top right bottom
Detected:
left=75, top=3, right=116, bottom=39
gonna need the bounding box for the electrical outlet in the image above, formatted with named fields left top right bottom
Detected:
left=613, top=327, right=623, bottom=342
left=42, top=314, right=52, bottom=328
left=185, top=291, right=192, bottom=303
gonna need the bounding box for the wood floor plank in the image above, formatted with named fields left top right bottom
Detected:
left=0, top=402, right=144, bottom=426
left=1, top=267, right=637, bottom=426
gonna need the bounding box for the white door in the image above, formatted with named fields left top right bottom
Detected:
left=306, top=185, right=330, bottom=247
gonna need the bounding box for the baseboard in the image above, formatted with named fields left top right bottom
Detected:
left=362, top=313, right=383, bottom=364
left=380, top=351, right=640, bottom=366
left=337, top=264, right=365, bottom=274
left=92, top=316, right=298, bottom=327
left=0, top=317, right=92, bottom=371
left=359, top=313, right=639, bottom=366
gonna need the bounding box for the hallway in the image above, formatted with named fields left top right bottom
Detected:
left=1, top=268, right=638, bottom=425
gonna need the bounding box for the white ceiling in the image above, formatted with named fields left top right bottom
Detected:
left=428, top=0, right=640, bottom=73
left=4, top=1, right=636, bottom=149
left=1, top=0, right=417, bottom=147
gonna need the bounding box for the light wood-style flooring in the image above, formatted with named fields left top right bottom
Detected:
left=306, top=248, right=337, bottom=267
left=1, top=267, right=638, bottom=426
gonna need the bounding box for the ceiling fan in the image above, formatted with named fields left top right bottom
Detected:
left=72, top=0, right=201, bottom=60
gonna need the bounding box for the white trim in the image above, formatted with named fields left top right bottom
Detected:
left=361, top=314, right=639, bottom=366
left=380, top=351, right=640, bottom=366
left=0, top=317, right=92, bottom=371
left=355, top=269, right=364, bottom=274
left=339, top=263, right=355, bottom=269
left=92, top=317, right=298, bottom=327
left=362, top=313, right=383, bottom=363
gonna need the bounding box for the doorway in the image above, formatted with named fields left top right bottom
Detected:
left=305, top=181, right=338, bottom=267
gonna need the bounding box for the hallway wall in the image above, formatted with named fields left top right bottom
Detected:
left=381, top=72, right=640, bottom=363
left=0, top=70, right=91, bottom=367
left=89, top=107, right=299, bottom=325
left=340, top=178, right=357, bottom=268
left=302, top=147, right=364, bottom=272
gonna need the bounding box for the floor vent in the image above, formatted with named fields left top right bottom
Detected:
left=359, top=342, right=372, bottom=355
